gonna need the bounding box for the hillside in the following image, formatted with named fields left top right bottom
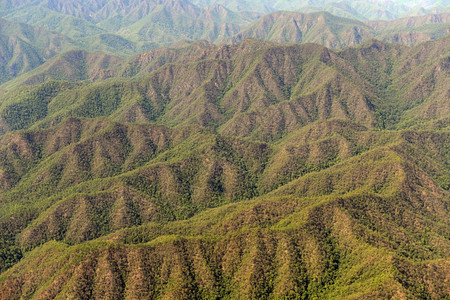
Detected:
left=0, top=0, right=255, bottom=84
left=1, top=37, right=448, bottom=135
left=0, top=119, right=448, bottom=299
left=369, top=13, right=450, bottom=45
left=1, top=0, right=259, bottom=52
left=223, top=11, right=372, bottom=48
left=1, top=1, right=448, bottom=53
left=0, top=18, right=76, bottom=84
left=0, top=50, right=124, bottom=89
left=192, top=0, right=450, bottom=20
left=0, top=38, right=448, bottom=298
left=225, top=11, right=450, bottom=47
left=0, top=1, right=447, bottom=89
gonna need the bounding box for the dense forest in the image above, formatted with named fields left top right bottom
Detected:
left=0, top=34, right=447, bottom=298
left=0, top=0, right=448, bottom=299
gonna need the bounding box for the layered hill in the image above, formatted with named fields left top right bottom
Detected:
left=0, top=0, right=255, bottom=83
left=1, top=0, right=259, bottom=51
left=1, top=37, right=449, bottom=136
left=0, top=38, right=448, bottom=298
left=0, top=0, right=447, bottom=88
left=368, top=12, right=450, bottom=44
left=0, top=50, right=124, bottom=89
left=192, top=0, right=450, bottom=20
left=225, top=11, right=450, bottom=47
left=0, top=118, right=448, bottom=299
left=223, top=11, right=372, bottom=48
left=0, top=18, right=76, bottom=84
left=1, top=0, right=449, bottom=53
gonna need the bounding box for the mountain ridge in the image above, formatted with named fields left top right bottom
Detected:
left=0, top=4, right=448, bottom=299
left=2, top=37, right=448, bottom=138
left=0, top=1, right=448, bottom=86
left=224, top=11, right=450, bottom=47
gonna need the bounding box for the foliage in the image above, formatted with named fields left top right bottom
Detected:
left=0, top=38, right=448, bottom=299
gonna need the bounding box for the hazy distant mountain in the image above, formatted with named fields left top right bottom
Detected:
left=222, top=11, right=372, bottom=48
left=191, top=0, right=450, bottom=20
left=297, top=2, right=369, bottom=20
left=224, top=11, right=450, bottom=48
left=0, top=0, right=254, bottom=83
left=296, top=2, right=450, bottom=21
left=0, top=1, right=447, bottom=86
left=1, top=0, right=259, bottom=51
left=0, top=0, right=447, bottom=56
left=0, top=18, right=75, bottom=84
left=368, top=13, right=450, bottom=44
left=403, top=5, right=450, bottom=17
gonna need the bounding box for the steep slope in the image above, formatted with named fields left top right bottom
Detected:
left=0, top=40, right=381, bottom=140
left=1, top=50, right=124, bottom=89
left=403, top=5, right=450, bottom=17
left=226, top=11, right=450, bottom=48
left=2, top=0, right=448, bottom=57
left=0, top=121, right=448, bottom=299
left=297, top=2, right=369, bottom=21
left=297, top=2, right=450, bottom=21
left=223, top=11, right=373, bottom=48
left=3, top=6, right=138, bottom=56
left=0, top=18, right=74, bottom=84
left=1, top=0, right=258, bottom=52
left=2, top=6, right=107, bottom=38
left=0, top=38, right=448, bottom=299
left=193, top=0, right=275, bottom=14
left=112, top=2, right=242, bottom=49
left=2, top=38, right=448, bottom=138
left=369, top=13, right=450, bottom=45
left=192, top=0, right=449, bottom=20
left=0, top=6, right=445, bottom=89
left=386, top=35, right=450, bottom=126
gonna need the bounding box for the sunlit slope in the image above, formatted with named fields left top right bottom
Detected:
left=0, top=38, right=448, bottom=299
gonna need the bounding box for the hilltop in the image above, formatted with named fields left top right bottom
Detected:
left=0, top=38, right=448, bottom=299
left=0, top=0, right=448, bottom=86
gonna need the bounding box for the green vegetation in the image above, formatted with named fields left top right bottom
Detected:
left=0, top=0, right=448, bottom=87
left=1, top=37, right=448, bottom=137
left=0, top=36, right=448, bottom=299
left=225, top=11, right=450, bottom=48
left=193, top=0, right=450, bottom=21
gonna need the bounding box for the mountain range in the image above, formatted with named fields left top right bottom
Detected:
left=223, top=11, right=450, bottom=48
left=0, top=0, right=448, bottom=299
left=191, top=0, right=450, bottom=20
left=0, top=0, right=447, bottom=86
left=0, top=36, right=448, bottom=298
left=0, top=18, right=76, bottom=83
left=1, top=36, right=449, bottom=133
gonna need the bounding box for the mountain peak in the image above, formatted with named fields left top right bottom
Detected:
left=0, top=3, right=448, bottom=299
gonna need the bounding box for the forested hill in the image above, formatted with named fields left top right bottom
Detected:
left=1, top=37, right=448, bottom=136
left=0, top=0, right=447, bottom=86
left=224, top=11, right=450, bottom=47
left=0, top=37, right=448, bottom=299
left=191, top=0, right=450, bottom=20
